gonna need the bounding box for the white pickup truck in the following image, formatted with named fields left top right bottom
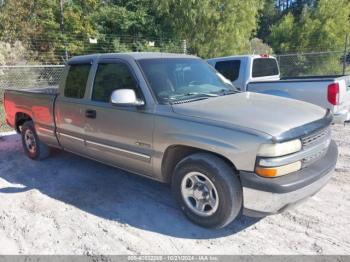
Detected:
left=207, top=55, right=350, bottom=124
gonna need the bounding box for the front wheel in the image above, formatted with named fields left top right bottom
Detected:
left=21, top=121, right=50, bottom=160
left=172, top=153, right=242, bottom=228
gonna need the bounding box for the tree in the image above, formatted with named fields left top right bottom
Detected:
left=0, top=0, right=62, bottom=62
left=249, top=38, right=273, bottom=54
left=257, top=0, right=280, bottom=41
left=268, top=0, right=350, bottom=75
left=0, top=1, right=37, bottom=42
left=0, top=41, right=27, bottom=65
left=59, top=0, right=98, bottom=57
left=0, top=0, right=265, bottom=61
left=88, top=0, right=161, bottom=53
left=269, top=0, right=350, bottom=53
left=156, top=0, right=264, bottom=58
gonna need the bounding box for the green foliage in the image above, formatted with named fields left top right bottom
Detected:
left=0, top=0, right=170, bottom=61
left=268, top=0, right=350, bottom=76
left=0, top=41, right=27, bottom=65
left=0, top=0, right=264, bottom=60
left=249, top=38, right=273, bottom=54
left=156, top=0, right=264, bottom=58
left=0, top=0, right=62, bottom=63
left=91, top=1, right=157, bottom=36
left=0, top=0, right=349, bottom=70
left=59, top=0, right=98, bottom=56
left=269, top=0, right=350, bottom=53
left=257, top=0, right=280, bottom=40
left=0, top=1, right=37, bottom=42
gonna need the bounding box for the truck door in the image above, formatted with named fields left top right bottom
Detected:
left=55, top=62, right=93, bottom=153
left=82, top=59, right=154, bottom=176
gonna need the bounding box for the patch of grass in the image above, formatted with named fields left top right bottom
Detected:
left=0, top=102, right=12, bottom=132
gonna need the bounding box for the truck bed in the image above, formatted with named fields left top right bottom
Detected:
left=247, top=75, right=350, bottom=123
left=5, top=86, right=59, bottom=95
left=281, top=75, right=345, bottom=80
left=3, top=87, right=59, bottom=147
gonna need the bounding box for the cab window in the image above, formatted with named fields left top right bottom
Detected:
left=215, top=60, right=241, bottom=82
left=252, top=58, right=279, bottom=77
left=64, top=64, right=91, bottom=99
left=92, top=62, right=140, bottom=102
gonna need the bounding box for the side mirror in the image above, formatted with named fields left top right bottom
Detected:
left=110, top=89, right=144, bottom=106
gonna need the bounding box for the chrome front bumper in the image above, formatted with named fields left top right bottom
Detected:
left=240, top=140, right=338, bottom=217
left=242, top=169, right=332, bottom=215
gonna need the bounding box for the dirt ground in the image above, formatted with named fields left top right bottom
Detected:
left=0, top=124, right=349, bottom=255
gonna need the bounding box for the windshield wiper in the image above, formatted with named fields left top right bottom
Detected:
left=170, top=97, right=209, bottom=104
left=167, top=92, right=220, bottom=104
left=215, top=89, right=240, bottom=96
left=185, top=92, right=219, bottom=97
left=168, top=92, right=219, bottom=101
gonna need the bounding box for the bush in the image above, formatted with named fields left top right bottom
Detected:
left=0, top=41, right=27, bottom=65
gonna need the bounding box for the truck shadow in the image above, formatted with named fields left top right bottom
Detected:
left=0, top=134, right=261, bottom=239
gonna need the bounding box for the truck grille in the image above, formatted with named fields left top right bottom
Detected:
left=301, top=126, right=331, bottom=167
left=301, top=127, right=331, bottom=149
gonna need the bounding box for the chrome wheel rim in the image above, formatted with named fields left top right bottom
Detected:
left=181, top=172, right=219, bottom=217
left=24, top=129, right=37, bottom=154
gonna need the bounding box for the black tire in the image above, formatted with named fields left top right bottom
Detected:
left=172, top=153, right=242, bottom=228
left=21, top=121, right=50, bottom=160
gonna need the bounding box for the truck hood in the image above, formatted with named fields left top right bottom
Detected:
left=171, top=92, right=327, bottom=137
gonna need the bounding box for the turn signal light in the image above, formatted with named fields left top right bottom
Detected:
left=255, top=167, right=277, bottom=177
left=256, top=161, right=302, bottom=178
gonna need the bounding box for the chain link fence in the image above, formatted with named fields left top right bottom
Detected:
left=0, top=35, right=187, bottom=65
left=0, top=64, right=65, bottom=131
left=0, top=65, right=65, bottom=103
left=1, top=48, right=350, bottom=131
left=0, top=65, right=64, bottom=89
left=276, top=51, right=350, bottom=77
left=1, top=50, right=349, bottom=94
left=1, top=33, right=349, bottom=131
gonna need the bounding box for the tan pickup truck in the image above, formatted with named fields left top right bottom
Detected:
left=3, top=53, right=338, bottom=228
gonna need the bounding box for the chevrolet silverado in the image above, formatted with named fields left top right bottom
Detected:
left=3, top=53, right=338, bottom=228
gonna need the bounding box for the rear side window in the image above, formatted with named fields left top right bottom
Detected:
left=214, top=60, right=241, bottom=81
left=92, top=62, right=140, bottom=102
left=64, top=64, right=91, bottom=98
left=252, top=58, right=279, bottom=77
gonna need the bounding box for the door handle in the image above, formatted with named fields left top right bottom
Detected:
left=85, top=109, right=96, bottom=119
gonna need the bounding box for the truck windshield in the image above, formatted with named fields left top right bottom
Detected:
left=252, top=58, right=279, bottom=78
left=138, top=58, right=237, bottom=104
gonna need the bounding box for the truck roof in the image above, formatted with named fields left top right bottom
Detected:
left=68, top=52, right=198, bottom=64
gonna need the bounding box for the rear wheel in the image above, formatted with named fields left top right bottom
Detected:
left=172, top=153, right=242, bottom=228
left=21, top=121, right=50, bottom=160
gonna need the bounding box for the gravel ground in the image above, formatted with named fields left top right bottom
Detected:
left=0, top=124, right=349, bottom=255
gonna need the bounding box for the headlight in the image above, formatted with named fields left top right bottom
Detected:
left=257, top=139, right=302, bottom=157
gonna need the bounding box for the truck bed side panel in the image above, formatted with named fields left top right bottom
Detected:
left=247, top=80, right=333, bottom=111
left=4, top=89, right=60, bottom=148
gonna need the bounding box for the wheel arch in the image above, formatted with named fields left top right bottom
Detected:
left=15, top=112, right=33, bottom=133
left=161, top=144, right=238, bottom=183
